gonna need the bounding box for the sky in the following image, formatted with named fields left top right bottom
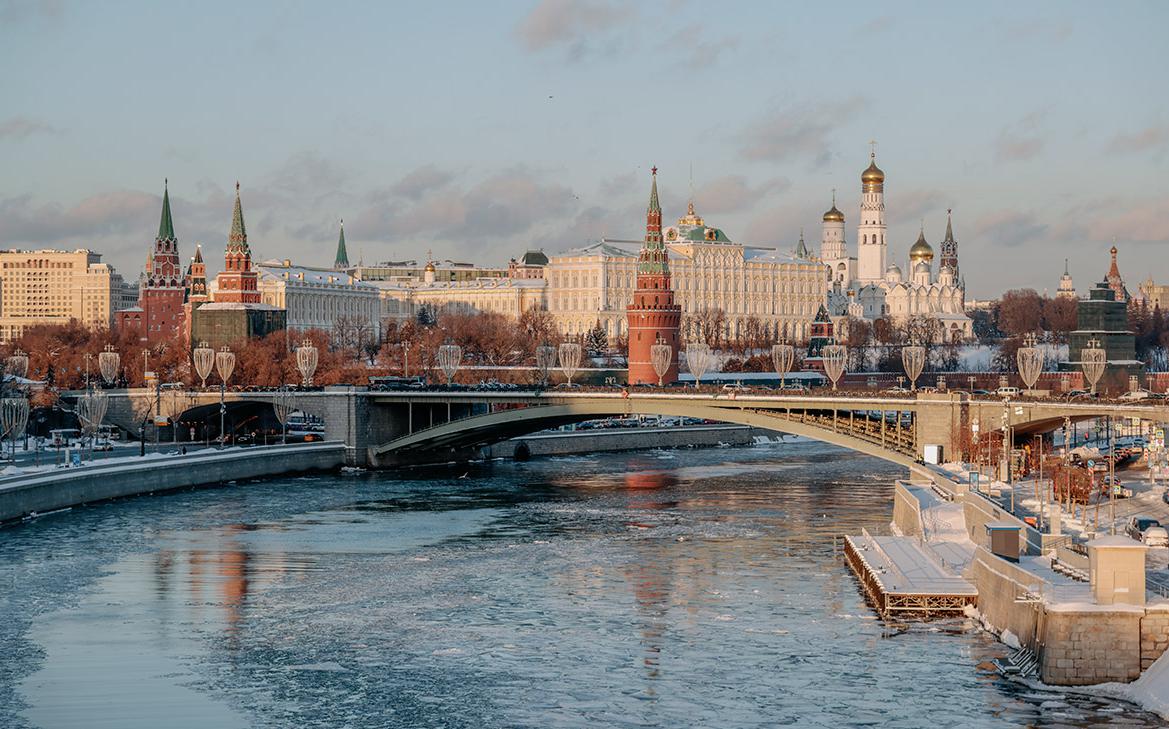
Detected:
left=1, top=0, right=1166, bottom=299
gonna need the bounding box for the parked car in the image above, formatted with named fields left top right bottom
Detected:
left=1125, top=516, right=1163, bottom=542
left=781, top=383, right=809, bottom=393
left=996, top=386, right=1021, bottom=398
left=721, top=383, right=752, bottom=393
left=1143, top=526, right=1169, bottom=548
left=1119, top=389, right=1151, bottom=401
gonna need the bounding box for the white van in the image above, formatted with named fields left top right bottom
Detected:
left=996, top=386, right=1021, bottom=398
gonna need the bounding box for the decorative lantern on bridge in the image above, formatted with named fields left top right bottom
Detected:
left=7, top=348, right=29, bottom=381
left=98, top=344, right=120, bottom=386
left=650, top=336, right=672, bottom=387
left=558, top=342, right=582, bottom=387
left=686, top=342, right=712, bottom=389
left=0, top=396, right=29, bottom=459
left=822, top=344, right=847, bottom=391
left=901, top=345, right=925, bottom=391
left=535, top=343, right=557, bottom=386
left=1016, top=333, right=1044, bottom=392
left=296, top=339, right=318, bottom=388
left=77, top=389, right=108, bottom=438
left=215, top=346, right=236, bottom=386
left=772, top=343, right=795, bottom=388
left=273, top=386, right=296, bottom=444
left=1081, top=337, right=1106, bottom=395
left=437, top=343, right=462, bottom=385
left=193, top=341, right=215, bottom=389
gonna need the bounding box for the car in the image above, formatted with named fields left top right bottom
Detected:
left=1126, top=516, right=1163, bottom=542
left=1119, top=390, right=1151, bottom=401
left=91, top=438, right=114, bottom=452
left=721, top=383, right=752, bottom=393
left=884, top=386, right=911, bottom=393
left=996, top=386, right=1022, bottom=398
left=781, top=383, right=809, bottom=393
left=1143, top=526, right=1169, bottom=548
left=972, top=389, right=991, bottom=396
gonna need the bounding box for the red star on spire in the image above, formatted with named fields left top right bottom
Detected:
left=651, top=166, right=657, bottom=176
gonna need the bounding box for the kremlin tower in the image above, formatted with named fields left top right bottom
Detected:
left=626, top=168, right=681, bottom=385
left=181, top=244, right=209, bottom=343
left=213, top=183, right=261, bottom=304
left=116, top=181, right=186, bottom=343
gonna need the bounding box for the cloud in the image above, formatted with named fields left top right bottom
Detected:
left=737, top=98, right=868, bottom=166
left=389, top=165, right=455, bottom=200
left=598, top=171, right=637, bottom=198
left=0, top=116, right=59, bottom=139
left=857, top=16, right=895, bottom=34
left=267, top=151, right=348, bottom=198
left=660, top=24, right=738, bottom=69
left=0, top=0, right=63, bottom=26
left=692, top=175, right=789, bottom=214
left=515, top=0, right=633, bottom=57
left=894, top=189, right=948, bottom=225
left=353, top=167, right=578, bottom=250
left=997, top=17, right=1072, bottom=43
left=972, top=209, right=1048, bottom=247
left=0, top=190, right=159, bottom=243
left=1107, top=124, right=1169, bottom=154
left=995, top=111, right=1046, bottom=162
left=1085, top=197, right=1169, bottom=244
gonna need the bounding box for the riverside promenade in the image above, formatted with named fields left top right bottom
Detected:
left=0, top=441, right=346, bottom=523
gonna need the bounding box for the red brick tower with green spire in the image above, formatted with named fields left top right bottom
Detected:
left=626, top=168, right=680, bottom=385
left=117, top=180, right=186, bottom=343
left=214, top=182, right=261, bottom=304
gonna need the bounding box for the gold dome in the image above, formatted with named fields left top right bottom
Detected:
left=861, top=156, right=885, bottom=186
left=822, top=205, right=844, bottom=222
left=424, top=260, right=436, bottom=272
left=909, top=229, right=934, bottom=263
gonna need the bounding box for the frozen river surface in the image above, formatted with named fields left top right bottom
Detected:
left=0, top=442, right=1160, bottom=727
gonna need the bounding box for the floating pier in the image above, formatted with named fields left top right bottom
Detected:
left=844, top=530, right=978, bottom=618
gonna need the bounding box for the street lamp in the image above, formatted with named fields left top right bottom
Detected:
left=1017, top=333, right=1043, bottom=393
left=559, top=342, right=582, bottom=387
left=215, top=346, right=235, bottom=447
left=650, top=337, right=672, bottom=387
left=901, top=345, right=925, bottom=391
left=822, top=344, right=847, bottom=391
left=7, top=348, right=29, bottom=381
left=687, top=342, right=712, bottom=389
left=296, top=339, right=318, bottom=387
left=535, top=343, right=558, bottom=387
left=1081, top=337, right=1106, bottom=395
left=193, top=341, right=215, bottom=389
left=437, top=343, right=462, bottom=385
left=771, top=343, right=794, bottom=389
left=98, top=344, right=120, bottom=386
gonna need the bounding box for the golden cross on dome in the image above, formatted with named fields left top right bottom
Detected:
left=869, top=139, right=877, bottom=158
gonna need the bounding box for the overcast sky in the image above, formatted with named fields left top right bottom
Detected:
left=1, top=0, right=1166, bottom=298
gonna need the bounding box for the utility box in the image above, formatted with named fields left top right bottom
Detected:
left=986, top=522, right=1021, bottom=562
left=924, top=444, right=944, bottom=465
left=1088, top=536, right=1147, bottom=606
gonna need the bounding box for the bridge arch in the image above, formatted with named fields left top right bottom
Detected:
left=370, top=400, right=918, bottom=468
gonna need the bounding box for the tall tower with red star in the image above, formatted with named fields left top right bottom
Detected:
left=213, top=182, right=260, bottom=304
left=626, top=168, right=680, bottom=385
left=117, top=180, right=186, bottom=343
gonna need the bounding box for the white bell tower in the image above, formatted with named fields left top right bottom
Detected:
left=857, top=142, right=887, bottom=285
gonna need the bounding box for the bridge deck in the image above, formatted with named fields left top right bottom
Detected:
left=844, top=533, right=977, bottom=619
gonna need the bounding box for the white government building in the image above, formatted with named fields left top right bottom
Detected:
left=248, top=259, right=381, bottom=339
left=824, top=152, right=972, bottom=341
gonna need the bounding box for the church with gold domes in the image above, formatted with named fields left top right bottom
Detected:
left=823, top=151, right=972, bottom=342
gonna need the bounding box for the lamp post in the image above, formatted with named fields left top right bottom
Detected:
left=296, top=339, right=318, bottom=387
left=686, top=343, right=712, bottom=390
left=822, top=344, right=847, bottom=391
left=901, top=345, right=925, bottom=391
left=98, top=344, right=120, bottom=386
left=650, top=337, right=672, bottom=387
left=1016, top=333, right=1043, bottom=393
left=193, top=341, right=214, bottom=389
left=771, top=343, right=794, bottom=389
left=1081, top=337, right=1106, bottom=395
left=535, top=343, right=558, bottom=387
left=215, top=346, right=235, bottom=447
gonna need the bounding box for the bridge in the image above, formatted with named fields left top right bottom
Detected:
left=80, top=387, right=1169, bottom=469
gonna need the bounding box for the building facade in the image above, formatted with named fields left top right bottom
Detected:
left=256, top=259, right=381, bottom=341
left=1136, top=276, right=1169, bottom=311
left=1056, top=259, right=1077, bottom=300
left=826, top=153, right=972, bottom=342
left=375, top=258, right=546, bottom=324
left=0, top=249, right=126, bottom=342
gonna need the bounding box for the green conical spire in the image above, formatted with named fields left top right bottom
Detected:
left=228, top=181, right=248, bottom=251
left=334, top=218, right=349, bottom=269
left=648, top=166, right=660, bottom=213
left=157, top=179, right=175, bottom=240
left=943, top=208, right=955, bottom=242
left=795, top=228, right=810, bottom=259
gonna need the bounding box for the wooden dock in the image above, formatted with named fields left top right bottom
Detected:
left=844, top=530, right=978, bottom=619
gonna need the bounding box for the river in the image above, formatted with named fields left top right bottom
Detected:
left=0, top=441, right=1160, bottom=727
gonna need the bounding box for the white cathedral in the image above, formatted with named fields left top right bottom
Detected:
left=823, top=152, right=973, bottom=342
